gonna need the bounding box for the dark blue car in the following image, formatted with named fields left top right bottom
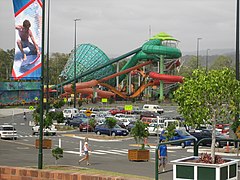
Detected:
left=159, top=128, right=195, bottom=148
left=94, top=124, right=129, bottom=136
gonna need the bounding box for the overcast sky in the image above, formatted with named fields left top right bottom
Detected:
left=0, top=0, right=237, bottom=57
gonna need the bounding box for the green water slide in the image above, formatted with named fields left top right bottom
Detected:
left=118, top=35, right=182, bottom=83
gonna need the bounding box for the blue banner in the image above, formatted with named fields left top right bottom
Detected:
left=12, top=0, right=42, bottom=80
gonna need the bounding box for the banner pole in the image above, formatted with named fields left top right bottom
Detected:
left=38, top=0, right=45, bottom=170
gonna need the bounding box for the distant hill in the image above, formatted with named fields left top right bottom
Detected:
left=181, top=49, right=236, bottom=68
left=182, top=48, right=235, bottom=56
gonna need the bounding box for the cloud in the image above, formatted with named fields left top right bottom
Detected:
left=0, top=0, right=236, bottom=57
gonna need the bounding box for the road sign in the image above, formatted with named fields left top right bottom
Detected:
left=85, top=109, right=92, bottom=117
left=101, top=98, right=108, bottom=103
left=124, top=105, right=133, bottom=111
left=29, top=106, right=34, bottom=110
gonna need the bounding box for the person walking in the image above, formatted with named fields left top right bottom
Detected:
left=158, top=139, right=167, bottom=172
left=79, top=137, right=91, bottom=166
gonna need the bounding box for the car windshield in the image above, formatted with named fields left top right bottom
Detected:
left=215, top=130, right=222, bottom=136
left=178, top=130, right=190, bottom=136
left=3, top=127, right=14, bottom=131
left=114, top=124, right=121, bottom=128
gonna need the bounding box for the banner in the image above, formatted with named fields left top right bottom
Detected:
left=12, top=0, right=42, bottom=80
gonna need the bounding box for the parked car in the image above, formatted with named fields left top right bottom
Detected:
left=142, top=104, right=164, bottom=114
left=32, top=124, right=57, bottom=135
left=0, top=124, right=18, bottom=140
left=94, top=124, right=129, bottom=136
left=140, top=111, right=161, bottom=119
left=216, top=124, right=230, bottom=135
left=190, top=129, right=231, bottom=148
left=63, top=108, right=79, bottom=119
left=141, top=117, right=157, bottom=125
left=159, top=128, right=195, bottom=148
left=147, top=123, right=164, bottom=136
left=126, top=120, right=136, bottom=132
left=79, top=120, right=94, bottom=132
left=65, top=117, right=87, bottom=127
left=109, top=108, right=130, bottom=115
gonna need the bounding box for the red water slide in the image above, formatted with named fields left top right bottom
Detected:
left=149, top=72, right=183, bottom=83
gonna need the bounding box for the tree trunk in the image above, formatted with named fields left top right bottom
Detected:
left=211, top=114, right=216, bottom=164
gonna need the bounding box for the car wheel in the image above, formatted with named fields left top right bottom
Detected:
left=96, top=131, right=101, bottom=135
left=112, top=132, right=116, bottom=136
left=181, top=142, right=185, bottom=148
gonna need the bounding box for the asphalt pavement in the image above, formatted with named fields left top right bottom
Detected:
left=0, top=108, right=240, bottom=180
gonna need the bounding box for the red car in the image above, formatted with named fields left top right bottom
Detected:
left=216, top=124, right=230, bottom=134
left=109, top=108, right=131, bottom=115
left=79, top=123, right=94, bottom=132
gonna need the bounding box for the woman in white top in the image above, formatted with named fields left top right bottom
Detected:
left=79, top=137, right=91, bottom=165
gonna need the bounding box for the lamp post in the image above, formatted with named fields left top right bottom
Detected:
left=196, top=37, right=202, bottom=69
left=235, top=0, right=239, bottom=133
left=206, top=49, right=210, bottom=72
left=236, top=0, right=239, bottom=81
left=74, top=18, right=80, bottom=108
left=46, top=0, right=50, bottom=113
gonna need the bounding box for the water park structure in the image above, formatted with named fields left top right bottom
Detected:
left=57, top=32, right=183, bottom=101
left=0, top=32, right=183, bottom=105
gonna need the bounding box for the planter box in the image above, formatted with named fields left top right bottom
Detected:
left=171, top=156, right=239, bottom=180
left=128, top=149, right=150, bottom=161
left=35, top=139, right=52, bottom=149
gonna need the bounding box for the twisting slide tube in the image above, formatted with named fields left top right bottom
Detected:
left=149, top=72, right=183, bottom=83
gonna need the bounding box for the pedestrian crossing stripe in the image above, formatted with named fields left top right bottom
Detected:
left=96, top=150, right=125, bottom=156
left=64, top=149, right=175, bottom=156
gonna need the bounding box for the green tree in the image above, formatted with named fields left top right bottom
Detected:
left=130, top=120, right=149, bottom=150
left=0, top=48, right=14, bottom=81
left=209, top=55, right=234, bottom=70
left=177, top=56, right=201, bottom=78
left=105, top=117, right=117, bottom=136
left=47, top=52, right=69, bottom=85
left=52, top=147, right=63, bottom=165
left=174, top=68, right=240, bottom=163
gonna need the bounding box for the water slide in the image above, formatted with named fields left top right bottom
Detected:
left=149, top=72, right=183, bottom=83
left=61, top=33, right=183, bottom=99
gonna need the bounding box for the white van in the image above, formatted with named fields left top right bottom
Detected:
left=63, top=108, right=79, bottom=119
left=142, top=104, right=164, bottom=114
left=164, top=119, right=180, bottom=129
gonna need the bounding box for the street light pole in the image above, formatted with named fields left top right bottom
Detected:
left=236, top=0, right=239, bottom=81
left=196, top=38, right=202, bottom=69
left=74, top=18, right=80, bottom=108
left=206, top=49, right=210, bottom=72
left=235, top=0, right=239, bottom=134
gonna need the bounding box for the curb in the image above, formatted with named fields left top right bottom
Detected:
left=62, top=134, right=134, bottom=142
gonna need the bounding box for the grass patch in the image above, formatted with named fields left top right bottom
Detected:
left=30, top=165, right=152, bottom=180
